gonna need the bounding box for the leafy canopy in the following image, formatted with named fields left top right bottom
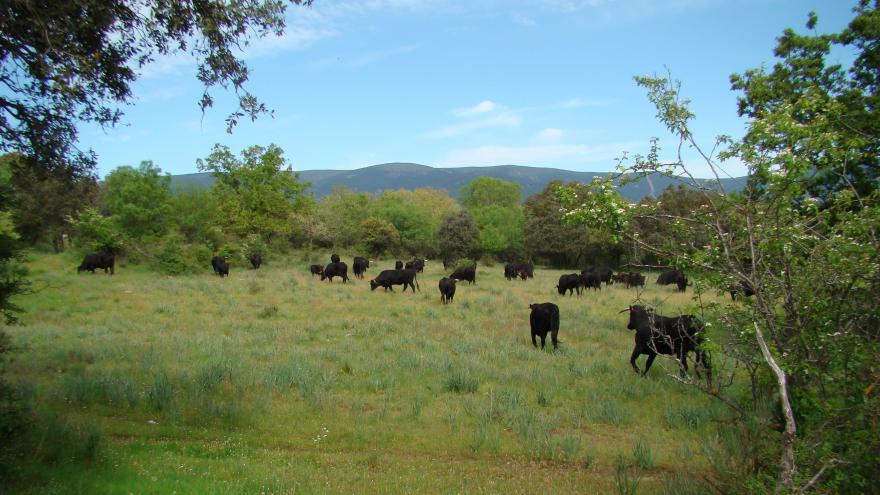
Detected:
left=197, top=143, right=311, bottom=239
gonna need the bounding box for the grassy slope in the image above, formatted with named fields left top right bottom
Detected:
left=6, top=253, right=727, bottom=494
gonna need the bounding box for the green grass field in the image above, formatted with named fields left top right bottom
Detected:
left=5, top=252, right=729, bottom=494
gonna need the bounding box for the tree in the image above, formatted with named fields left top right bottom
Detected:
left=0, top=160, right=27, bottom=324
left=558, top=10, right=880, bottom=489
left=313, top=186, right=372, bottom=248
left=360, top=217, right=400, bottom=257
left=197, top=143, right=311, bottom=240
left=0, top=0, right=313, bottom=175
left=373, top=188, right=459, bottom=256
left=436, top=210, right=480, bottom=263
left=460, top=177, right=520, bottom=209
left=2, top=153, right=98, bottom=249
left=460, top=177, right=524, bottom=259
left=729, top=3, right=880, bottom=200
left=103, top=161, right=173, bottom=240
left=523, top=181, right=594, bottom=267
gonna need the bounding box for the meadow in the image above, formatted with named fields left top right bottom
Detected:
left=5, top=252, right=731, bottom=494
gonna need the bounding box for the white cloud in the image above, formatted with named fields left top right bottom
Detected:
left=440, top=141, right=640, bottom=166
left=424, top=112, right=522, bottom=139
left=535, top=128, right=565, bottom=142
left=452, top=100, right=501, bottom=117
left=511, top=12, right=537, bottom=27
left=308, top=44, right=418, bottom=70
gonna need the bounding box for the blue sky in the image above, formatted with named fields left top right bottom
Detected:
left=79, top=0, right=856, bottom=179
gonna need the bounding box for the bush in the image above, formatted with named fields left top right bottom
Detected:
left=152, top=235, right=211, bottom=275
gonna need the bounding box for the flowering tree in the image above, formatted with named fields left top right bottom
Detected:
left=557, top=6, right=880, bottom=492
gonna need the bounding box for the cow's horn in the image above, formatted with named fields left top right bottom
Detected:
left=618, top=308, right=630, bottom=314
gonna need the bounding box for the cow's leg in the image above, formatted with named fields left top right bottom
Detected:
left=551, top=328, right=559, bottom=350
left=532, top=332, right=538, bottom=348
left=643, top=353, right=657, bottom=376
left=630, top=346, right=642, bottom=374
left=540, top=333, right=546, bottom=349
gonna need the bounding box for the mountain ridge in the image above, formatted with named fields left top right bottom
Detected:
left=170, top=162, right=745, bottom=201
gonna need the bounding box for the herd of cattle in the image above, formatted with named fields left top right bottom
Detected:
left=75, top=250, right=747, bottom=378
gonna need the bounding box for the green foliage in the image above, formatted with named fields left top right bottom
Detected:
left=66, top=207, right=124, bottom=254
left=152, top=235, right=212, bottom=276
left=359, top=217, right=400, bottom=257
left=241, top=234, right=266, bottom=261
left=460, top=176, right=521, bottom=209
left=559, top=6, right=880, bottom=491
left=315, top=187, right=373, bottom=248
left=436, top=210, right=480, bottom=263
left=104, top=161, right=173, bottom=240
left=373, top=188, right=459, bottom=256
left=524, top=181, right=596, bottom=267
left=198, top=144, right=312, bottom=240
left=170, top=188, right=222, bottom=249
left=2, top=153, right=98, bottom=248
left=0, top=0, right=313, bottom=173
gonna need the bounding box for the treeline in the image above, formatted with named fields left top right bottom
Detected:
left=1, top=147, right=713, bottom=274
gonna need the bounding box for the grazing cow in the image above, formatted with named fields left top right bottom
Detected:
left=657, top=269, right=687, bottom=289
left=442, top=258, right=453, bottom=270
left=529, top=302, right=560, bottom=350
left=623, top=305, right=709, bottom=377
left=77, top=252, right=115, bottom=275
left=438, top=277, right=456, bottom=304
left=450, top=264, right=476, bottom=285
left=556, top=274, right=582, bottom=296
left=211, top=256, right=229, bottom=277
left=369, top=269, right=420, bottom=292
left=248, top=253, right=262, bottom=269
left=321, top=261, right=349, bottom=283
left=579, top=271, right=602, bottom=291
left=331, top=253, right=340, bottom=263
left=310, top=264, right=324, bottom=277
left=405, top=259, right=425, bottom=273
left=395, top=260, right=403, bottom=270
left=729, top=280, right=756, bottom=300
left=616, top=272, right=645, bottom=288
left=505, top=262, right=534, bottom=280
left=353, top=256, right=370, bottom=279
left=583, top=266, right=613, bottom=285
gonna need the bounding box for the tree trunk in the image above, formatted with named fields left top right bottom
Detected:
left=754, top=322, right=797, bottom=492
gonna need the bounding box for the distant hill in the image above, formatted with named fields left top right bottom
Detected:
left=171, top=162, right=745, bottom=202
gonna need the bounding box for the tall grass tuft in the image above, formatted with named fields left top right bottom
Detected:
left=443, top=369, right=479, bottom=393
left=633, top=440, right=654, bottom=470
left=614, top=454, right=641, bottom=495
left=148, top=372, right=175, bottom=411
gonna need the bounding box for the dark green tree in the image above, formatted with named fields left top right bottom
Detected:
left=0, top=0, right=313, bottom=175
left=523, top=181, right=594, bottom=267
left=2, top=153, right=98, bottom=249
left=436, top=210, right=480, bottom=264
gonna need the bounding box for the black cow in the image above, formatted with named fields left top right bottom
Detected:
left=442, top=258, right=453, bottom=270
left=248, top=253, right=262, bottom=269
left=556, top=274, right=581, bottom=296
left=450, top=264, right=476, bottom=285
left=369, top=269, right=420, bottom=292
left=579, top=271, right=602, bottom=291
left=657, top=269, right=688, bottom=291
left=309, top=264, right=324, bottom=277
left=529, top=302, right=560, bottom=350
left=405, top=259, right=425, bottom=272
left=331, top=253, right=340, bottom=263
left=438, top=277, right=456, bottom=304
left=321, top=261, right=349, bottom=283
left=505, top=262, right=534, bottom=280
left=623, top=305, right=709, bottom=377
left=729, top=280, right=756, bottom=300
left=616, top=272, right=645, bottom=288
left=395, top=260, right=403, bottom=270
left=353, top=256, right=370, bottom=279
left=583, top=266, right=613, bottom=285
left=77, top=252, right=115, bottom=275
left=211, top=256, right=229, bottom=277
